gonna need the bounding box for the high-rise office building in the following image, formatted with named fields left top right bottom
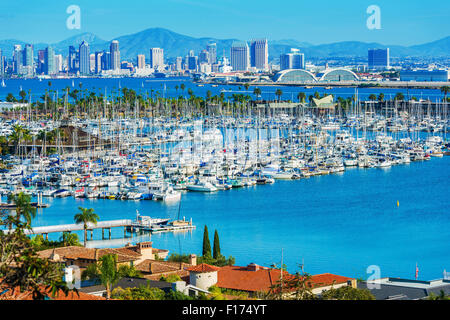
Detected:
left=187, top=56, right=198, bottom=71
left=231, top=41, right=250, bottom=72
left=176, top=57, right=183, bottom=71
left=110, top=40, right=120, bottom=70
left=23, top=44, right=34, bottom=67
left=89, top=54, right=96, bottom=73
left=280, top=49, right=305, bottom=70
left=149, top=48, right=164, bottom=70
left=54, top=54, right=63, bottom=73
left=68, top=46, right=78, bottom=73
left=44, top=46, right=55, bottom=75
left=206, top=43, right=217, bottom=64
left=250, top=39, right=268, bottom=71
left=368, top=48, right=389, bottom=70
left=102, top=51, right=111, bottom=71
left=199, top=50, right=210, bottom=64
left=13, top=45, right=23, bottom=74
left=37, top=50, right=45, bottom=74
left=137, top=54, right=146, bottom=69
left=79, top=41, right=90, bottom=74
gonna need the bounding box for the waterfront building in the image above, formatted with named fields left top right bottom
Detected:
left=231, top=41, right=250, bottom=72
left=110, top=40, right=121, bottom=70
left=207, top=43, right=217, bottom=64
left=137, top=54, right=146, bottom=69
left=149, top=48, right=164, bottom=70
left=44, top=46, right=55, bottom=75
left=400, top=69, right=449, bottom=82
left=280, top=49, right=305, bottom=71
left=368, top=48, right=390, bottom=70
left=79, top=41, right=90, bottom=75
left=250, top=39, right=269, bottom=71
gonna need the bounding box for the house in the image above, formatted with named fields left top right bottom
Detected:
left=133, top=253, right=197, bottom=280
left=358, top=278, right=450, bottom=300
left=37, top=242, right=168, bottom=269
left=181, top=262, right=354, bottom=297
left=0, top=281, right=105, bottom=300
left=79, top=277, right=172, bottom=298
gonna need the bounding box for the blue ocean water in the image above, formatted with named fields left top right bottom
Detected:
left=27, top=156, right=450, bottom=281
left=0, top=77, right=445, bottom=102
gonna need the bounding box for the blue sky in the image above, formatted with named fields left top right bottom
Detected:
left=0, top=0, right=449, bottom=45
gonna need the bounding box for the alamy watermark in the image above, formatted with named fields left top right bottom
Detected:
left=66, top=5, right=81, bottom=30
left=366, top=5, right=381, bottom=30
left=366, top=265, right=381, bottom=289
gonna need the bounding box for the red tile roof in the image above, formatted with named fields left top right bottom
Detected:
left=0, top=284, right=105, bottom=300
left=185, top=263, right=221, bottom=273
left=214, top=265, right=353, bottom=293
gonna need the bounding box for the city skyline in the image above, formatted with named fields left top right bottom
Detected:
left=0, top=0, right=449, bottom=46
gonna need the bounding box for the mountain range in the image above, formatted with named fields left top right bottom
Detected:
left=0, top=27, right=449, bottom=61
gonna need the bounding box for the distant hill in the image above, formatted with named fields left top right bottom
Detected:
left=0, top=28, right=449, bottom=61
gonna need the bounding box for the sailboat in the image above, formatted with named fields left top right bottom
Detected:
left=171, top=198, right=191, bottom=227
left=72, top=80, right=75, bottom=87
left=1, top=79, right=5, bottom=88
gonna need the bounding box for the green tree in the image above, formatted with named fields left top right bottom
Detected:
left=394, top=92, right=405, bottom=101
left=99, top=254, right=120, bottom=300
left=378, top=93, right=385, bottom=102
left=321, top=285, right=375, bottom=300
left=202, top=225, right=212, bottom=259
left=7, top=192, right=36, bottom=226
left=441, top=86, right=450, bottom=102
left=118, top=265, right=142, bottom=278
left=275, top=89, right=283, bottom=102
left=213, top=230, right=221, bottom=260
left=368, top=94, right=377, bottom=101
left=253, top=87, right=262, bottom=100
left=428, top=290, right=450, bottom=300
left=74, top=207, right=99, bottom=247
left=0, top=196, right=70, bottom=300
left=297, top=92, right=306, bottom=103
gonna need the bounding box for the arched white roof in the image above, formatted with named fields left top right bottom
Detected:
left=274, top=69, right=318, bottom=83
left=319, top=68, right=359, bottom=81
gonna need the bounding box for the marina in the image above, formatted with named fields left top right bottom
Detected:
left=0, top=78, right=449, bottom=281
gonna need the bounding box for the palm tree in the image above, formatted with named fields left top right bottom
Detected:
left=275, top=89, right=283, bottom=102
left=74, top=207, right=99, bottom=247
left=99, top=254, right=120, bottom=300
left=297, top=92, right=306, bottom=103
left=7, top=192, right=36, bottom=227
left=253, top=87, right=262, bottom=101
left=368, top=94, right=377, bottom=101
left=441, top=86, right=450, bottom=102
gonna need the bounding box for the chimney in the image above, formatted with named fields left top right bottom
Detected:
left=347, top=279, right=357, bottom=289
left=94, top=249, right=99, bottom=261
left=248, top=263, right=260, bottom=271
left=189, top=254, right=197, bottom=266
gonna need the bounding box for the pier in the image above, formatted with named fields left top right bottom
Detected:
left=2, top=218, right=196, bottom=239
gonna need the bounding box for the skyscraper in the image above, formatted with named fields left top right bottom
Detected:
left=44, top=46, right=55, bottom=75
left=199, top=50, right=210, bottom=64
left=280, top=49, right=305, bottom=70
left=149, top=48, right=164, bottom=70
left=13, top=45, right=23, bottom=74
left=23, top=44, right=34, bottom=67
left=176, top=57, right=183, bottom=71
left=250, top=39, right=268, bottom=71
left=54, top=54, right=63, bottom=73
left=231, top=41, right=250, bottom=72
left=110, top=40, right=120, bottom=70
left=368, top=48, right=390, bottom=70
left=95, top=52, right=104, bottom=74
left=79, top=41, right=90, bottom=75
left=68, top=46, right=78, bottom=73
left=37, top=50, right=45, bottom=74
left=137, top=54, right=146, bottom=69
left=206, top=43, right=217, bottom=64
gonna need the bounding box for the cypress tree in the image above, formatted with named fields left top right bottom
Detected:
left=213, top=230, right=221, bottom=260
left=202, top=225, right=211, bottom=259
